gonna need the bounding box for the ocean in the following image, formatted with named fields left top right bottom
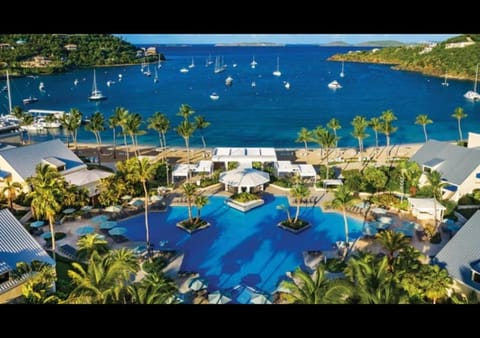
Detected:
left=2, top=45, right=480, bottom=148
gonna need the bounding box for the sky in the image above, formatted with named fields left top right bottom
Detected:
left=118, top=34, right=459, bottom=45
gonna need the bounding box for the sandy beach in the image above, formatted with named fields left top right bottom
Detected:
left=71, top=141, right=424, bottom=170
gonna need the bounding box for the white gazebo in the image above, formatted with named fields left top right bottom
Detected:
left=219, top=168, right=270, bottom=193
left=408, top=197, right=446, bottom=221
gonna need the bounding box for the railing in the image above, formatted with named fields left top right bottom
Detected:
left=0, top=273, right=31, bottom=294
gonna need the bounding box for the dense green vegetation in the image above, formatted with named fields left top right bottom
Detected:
left=0, top=34, right=164, bottom=76
left=329, top=34, right=480, bottom=81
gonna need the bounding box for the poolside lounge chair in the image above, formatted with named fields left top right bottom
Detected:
left=59, top=244, right=78, bottom=260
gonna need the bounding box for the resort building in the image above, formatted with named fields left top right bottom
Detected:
left=410, top=140, right=480, bottom=201
left=0, top=139, right=112, bottom=197
left=0, top=209, right=55, bottom=304
left=211, top=147, right=277, bottom=169
left=435, top=210, right=480, bottom=299
left=407, top=197, right=446, bottom=221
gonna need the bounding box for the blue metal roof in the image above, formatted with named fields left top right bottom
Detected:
left=0, top=209, right=55, bottom=274
left=0, top=170, right=11, bottom=179
left=436, top=210, right=480, bottom=292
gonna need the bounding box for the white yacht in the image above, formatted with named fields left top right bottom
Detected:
left=250, top=56, right=258, bottom=69
left=39, top=82, right=45, bottom=91
left=180, top=67, right=189, bottom=73
left=441, top=72, right=449, bottom=86
left=273, top=57, right=281, bottom=77
left=464, top=64, right=480, bottom=101
left=88, top=69, right=107, bottom=101
left=284, top=81, right=291, bottom=90
left=74, top=79, right=79, bottom=86
left=328, top=80, right=342, bottom=89
left=210, top=92, right=219, bottom=100
left=225, top=76, right=233, bottom=86
left=251, top=81, right=256, bottom=88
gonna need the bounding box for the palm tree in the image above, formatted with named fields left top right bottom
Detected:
left=20, top=114, right=34, bottom=144
left=276, top=204, right=292, bottom=224
left=426, top=170, right=446, bottom=235
left=397, top=160, right=422, bottom=196
left=176, top=103, right=195, bottom=120
left=1, top=179, right=23, bottom=210
left=317, top=129, right=337, bottom=179
left=193, top=195, right=209, bottom=224
left=147, top=112, right=170, bottom=157
left=290, top=182, right=310, bottom=223
left=125, top=157, right=159, bottom=257
left=63, top=108, right=83, bottom=151
left=85, top=111, right=105, bottom=165
left=194, top=115, right=211, bottom=158
left=295, top=127, right=312, bottom=155
left=11, top=106, right=24, bottom=120
left=351, top=115, right=369, bottom=153
left=76, top=233, right=109, bottom=261
left=27, top=164, right=63, bottom=262
left=380, top=109, right=397, bottom=151
left=375, top=230, right=411, bottom=272
left=451, top=107, right=467, bottom=143
left=414, top=114, right=433, bottom=142
left=327, top=118, right=341, bottom=148
left=128, top=272, right=178, bottom=304
left=124, top=113, right=145, bottom=157
left=108, top=113, right=120, bottom=159
left=12, top=261, right=58, bottom=304
left=369, top=117, right=382, bottom=149
left=312, top=125, right=326, bottom=158
left=67, top=250, right=139, bottom=304
left=175, top=120, right=196, bottom=179
left=331, top=185, right=353, bottom=247
left=280, top=265, right=353, bottom=304
left=345, top=253, right=406, bottom=304
left=114, top=107, right=130, bottom=159
left=182, top=183, right=197, bottom=223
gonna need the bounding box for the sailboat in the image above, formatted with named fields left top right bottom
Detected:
left=143, top=62, right=151, bottom=77
left=154, top=67, right=159, bottom=83
left=214, top=56, right=225, bottom=74
left=273, top=57, right=281, bottom=77
left=188, top=57, right=195, bottom=68
left=340, top=61, right=345, bottom=78
left=250, top=56, right=258, bottom=69
left=441, top=72, right=449, bottom=86
left=464, top=64, right=480, bottom=101
left=158, top=55, right=162, bottom=69
left=88, top=68, right=107, bottom=101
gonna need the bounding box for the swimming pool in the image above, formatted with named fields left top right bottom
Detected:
left=118, top=195, right=363, bottom=293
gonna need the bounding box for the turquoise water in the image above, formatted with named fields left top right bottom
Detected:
left=118, top=195, right=362, bottom=293
left=4, top=45, right=479, bottom=148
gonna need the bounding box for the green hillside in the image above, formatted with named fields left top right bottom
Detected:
left=0, top=34, right=162, bottom=76
left=329, top=34, right=480, bottom=81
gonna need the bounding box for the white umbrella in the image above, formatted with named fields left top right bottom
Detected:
left=188, top=277, right=207, bottom=291
left=208, top=290, right=231, bottom=304
left=250, top=293, right=272, bottom=304
left=104, top=205, right=122, bottom=213
left=219, top=168, right=269, bottom=189
left=372, top=207, right=387, bottom=215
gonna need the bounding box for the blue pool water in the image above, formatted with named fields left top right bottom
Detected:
left=118, top=195, right=362, bottom=293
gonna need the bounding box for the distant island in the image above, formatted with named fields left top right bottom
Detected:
left=320, top=40, right=406, bottom=47
left=215, top=42, right=285, bottom=47
left=0, top=34, right=165, bottom=77
left=328, top=34, right=480, bottom=81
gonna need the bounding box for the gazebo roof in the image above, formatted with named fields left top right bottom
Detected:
left=219, top=168, right=270, bottom=188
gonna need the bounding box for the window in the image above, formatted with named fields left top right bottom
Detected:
left=0, top=271, right=9, bottom=283
left=423, top=166, right=431, bottom=173
left=472, top=270, right=480, bottom=283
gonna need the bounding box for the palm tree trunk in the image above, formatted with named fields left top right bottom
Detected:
left=142, top=181, right=151, bottom=257
left=162, top=132, right=167, bottom=161
left=201, top=135, right=207, bottom=158
left=187, top=198, right=193, bottom=222
left=423, top=125, right=428, bottom=142
left=325, top=148, right=330, bottom=179
left=112, top=128, right=117, bottom=159
left=357, top=137, right=362, bottom=153
left=185, top=137, right=191, bottom=180
left=294, top=199, right=300, bottom=223
left=386, top=134, right=390, bottom=148
left=342, top=208, right=349, bottom=244
left=457, top=119, right=463, bottom=142
left=130, top=134, right=137, bottom=158
left=374, top=130, right=379, bottom=149
left=333, top=130, right=338, bottom=147
left=303, top=141, right=308, bottom=154
left=123, top=130, right=129, bottom=160
left=48, top=216, right=56, bottom=262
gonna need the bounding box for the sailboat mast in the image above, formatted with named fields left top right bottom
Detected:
left=475, top=64, right=479, bottom=92
left=92, top=68, right=97, bottom=92
left=6, top=70, right=12, bottom=114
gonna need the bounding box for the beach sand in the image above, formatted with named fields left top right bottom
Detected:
left=72, top=142, right=423, bottom=170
